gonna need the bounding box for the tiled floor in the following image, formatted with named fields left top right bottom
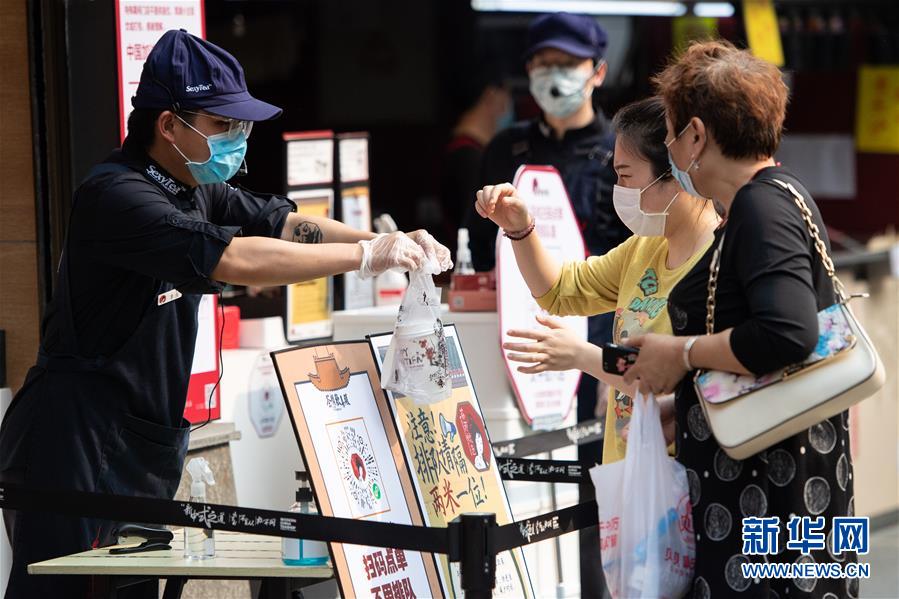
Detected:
left=861, top=523, right=899, bottom=598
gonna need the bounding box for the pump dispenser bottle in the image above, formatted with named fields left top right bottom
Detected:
left=282, top=473, right=329, bottom=566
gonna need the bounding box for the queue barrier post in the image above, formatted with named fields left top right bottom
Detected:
left=450, top=512, right=497, bottom=599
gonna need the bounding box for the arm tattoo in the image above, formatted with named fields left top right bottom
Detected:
left=292, top=221, right=323, bottom=244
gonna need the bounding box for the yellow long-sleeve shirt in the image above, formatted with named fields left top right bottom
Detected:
left=535, top=234, right=712, bottom=464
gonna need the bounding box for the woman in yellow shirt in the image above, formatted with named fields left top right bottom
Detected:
left=474, top=96, right=719, bottom=464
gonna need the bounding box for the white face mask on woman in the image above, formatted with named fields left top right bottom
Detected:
left=612, top=172, right=678, bottom=237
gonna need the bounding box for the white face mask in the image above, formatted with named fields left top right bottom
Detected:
left=528, top=64, right=597, bottom=118
left=612, top=173, right=678, bottom=237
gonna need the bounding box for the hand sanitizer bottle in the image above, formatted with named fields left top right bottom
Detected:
left=184, top=457, right=216, bottom=559
left=454, top=228, right=475, bottom=275
left=282, top=474, right=329, bottom=566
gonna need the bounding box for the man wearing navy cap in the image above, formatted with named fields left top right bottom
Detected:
left=464, top=13, right=625, bottom=597
left=0, top=29, right=450, bottom=598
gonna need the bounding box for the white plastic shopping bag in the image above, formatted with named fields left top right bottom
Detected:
left=589, top=392, right=695, bottom=599
left=381, top=262, right=452, bottom=404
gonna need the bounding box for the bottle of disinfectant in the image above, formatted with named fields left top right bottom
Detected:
left=454, top=228, right=475, bottom=275
left=184, top=457, right=216, bottom=559
left=282, top=474, right=329, bottom=566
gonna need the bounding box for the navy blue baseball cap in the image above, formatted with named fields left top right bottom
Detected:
left=524, top=13, right=608, bottom=61
left=132, top=29, right=282, bottom=121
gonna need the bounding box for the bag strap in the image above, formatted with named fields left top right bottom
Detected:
left=704, top=177, right=847, bottom=335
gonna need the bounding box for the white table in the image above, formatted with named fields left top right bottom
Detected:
left=28, top=530, right=332, bottom=599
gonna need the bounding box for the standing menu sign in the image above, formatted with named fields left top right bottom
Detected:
left=335, top=133, right=375, bottom=311
left=369, top=326, right=535, bottom=598
left=283, top=131, right=336, bottom=342
left=496, top=165, right=587, bottom=429
left=115, top=0, right=205, bottom=143
left=271, top=342, right=444, bottom=598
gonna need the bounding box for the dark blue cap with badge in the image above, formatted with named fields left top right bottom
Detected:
left=524, top=13, right=608, bottom=61
left=132, top=29, right=282, bottom=121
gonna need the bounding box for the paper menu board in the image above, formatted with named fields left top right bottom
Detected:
left=340, top=186, right=375, bottom=310
left=285, top=134, right=335, bottom=187
left=285, top=189, right=334, bottom=342
left=369, top=325, right=535, bottom=598
left=271, top=342, right=444, bottom=599
left=339, top=136, right=370, bottom=183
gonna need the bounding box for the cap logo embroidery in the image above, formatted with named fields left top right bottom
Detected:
left=185, top=83, right=212, bottom=93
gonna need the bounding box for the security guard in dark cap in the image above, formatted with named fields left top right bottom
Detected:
left=0, top=29, right=450, bottom=598
left=464, top=12, right=626, bottom=596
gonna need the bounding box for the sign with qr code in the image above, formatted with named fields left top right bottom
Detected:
left=271, top=341, right=444, bottom=598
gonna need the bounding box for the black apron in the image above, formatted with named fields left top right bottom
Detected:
left=1, top=163, right=197, bottom=598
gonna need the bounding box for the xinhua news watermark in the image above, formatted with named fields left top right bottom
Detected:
left=741, top=516, right=871, bottom=580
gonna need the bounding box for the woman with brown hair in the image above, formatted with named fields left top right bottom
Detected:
left=623, top=41, right=858, bottom=597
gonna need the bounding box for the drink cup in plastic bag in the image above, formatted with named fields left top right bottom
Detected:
left=589, top=392, right=695, bottom=599
left=381, top=264, right=452, bottom=404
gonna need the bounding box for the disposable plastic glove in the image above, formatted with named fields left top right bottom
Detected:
left=357, top=232, right=426, bottom=279
left=406, top=229, right=453, bottom=273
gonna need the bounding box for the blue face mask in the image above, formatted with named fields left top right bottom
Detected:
left=173, top=115, right=248, bottom=185
left=666, top=122, right=709, bottom=201
left=496, top=104, right=515, bottom=132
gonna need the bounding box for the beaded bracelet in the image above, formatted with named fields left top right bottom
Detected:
left=503, top=218, right=536, bottom=241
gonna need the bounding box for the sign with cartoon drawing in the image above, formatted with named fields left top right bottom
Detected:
left=271, top=342, right=443, bottom=598
left=369, top=325, right=535, bottom=598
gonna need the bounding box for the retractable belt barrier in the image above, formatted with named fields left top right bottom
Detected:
left=0, top=481, right=599, bottom=597
left=496, top=457, right=586, bottom=484
left=489, top=418, right=602, bottom=484
left=490, top=418, right=603, bottom=458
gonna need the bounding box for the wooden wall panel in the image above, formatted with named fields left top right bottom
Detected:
left=0, top=0, right=40, bottom=392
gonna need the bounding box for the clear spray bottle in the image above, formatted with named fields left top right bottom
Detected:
left=184, top=457, right=216, bottom=559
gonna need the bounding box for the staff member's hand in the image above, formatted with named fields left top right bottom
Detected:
left=503, top=314, right=586, bottom=373
left=475, top=183, right=531, bottom=232
left=357, top=232, right=425, bottom=278
left=406, top=229, right=453, bottom=272
left=622, top=333, right=689, bottom=396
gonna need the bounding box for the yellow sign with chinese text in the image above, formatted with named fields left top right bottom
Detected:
left=370, top=326, right=534, bottom=598
left=743, top=0, right=784, bottom=67
left=286, top=190, right=334, bottom=340
left=856, top=65, right=899, bottom=154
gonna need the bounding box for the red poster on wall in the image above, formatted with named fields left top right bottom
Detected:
left=115, top=0, right=206, bottom=143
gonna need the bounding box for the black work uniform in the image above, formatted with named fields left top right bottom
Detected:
left=0, top=138, right=293, bottom=598
left=463, top=113, right=629, bottom=599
